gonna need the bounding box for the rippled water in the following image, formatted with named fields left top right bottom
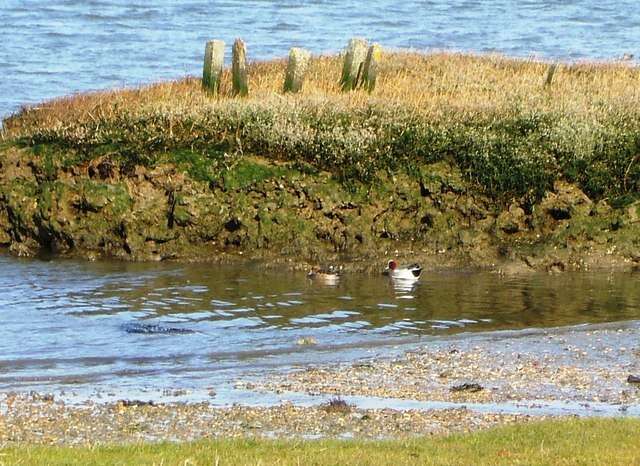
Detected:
left=1, top=0, right=639, bottom=118
left=2, top=1, right=640, bottom=400
left=1, top=253, right=639, bottom=395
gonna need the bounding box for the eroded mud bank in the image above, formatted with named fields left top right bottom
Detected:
left=0, top=144, right=638, bottom=271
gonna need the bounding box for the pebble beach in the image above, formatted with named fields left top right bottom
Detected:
left=2, top=321, right=638, bottom=446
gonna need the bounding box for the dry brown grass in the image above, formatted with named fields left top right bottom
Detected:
left=4, top=52, right=639, bottom=135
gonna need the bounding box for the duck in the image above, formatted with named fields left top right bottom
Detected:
left=383, top=260, right=422, bottom=280
left=307, top=265, right=341, bottom=284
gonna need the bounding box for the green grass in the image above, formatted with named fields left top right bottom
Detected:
left=1, top=419, right=639, bottom=465
left=221, top=158, right=290, bottom=190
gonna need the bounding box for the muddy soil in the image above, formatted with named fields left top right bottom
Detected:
left=1, top=145, right=639, bottom=272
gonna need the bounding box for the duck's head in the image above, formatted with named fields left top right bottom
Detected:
left=387, top=259, right=398, bottom=270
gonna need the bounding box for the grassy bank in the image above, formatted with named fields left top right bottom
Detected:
left=2, top=52, right=640, bottom=203
left=2, top=419, right=639, bottom=465
left=1, top=52, right=639, bottom=266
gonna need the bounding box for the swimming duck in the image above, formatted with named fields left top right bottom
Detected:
left=307, top=265, right=341, bottom=284
left=383, top=260, right=422, bottom=280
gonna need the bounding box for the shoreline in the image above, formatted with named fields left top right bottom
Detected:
left=246, top=319, right=640, bottom=407
left=2, top=320, right=639, bottom=445
left=0, top=393, right=537, bottom=445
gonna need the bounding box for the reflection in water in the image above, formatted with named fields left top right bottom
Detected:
left=389, top=277, right=420, bottom=295
left=0, top=253, right=639, bottom=392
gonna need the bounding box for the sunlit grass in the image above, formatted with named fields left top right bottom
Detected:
left=5, top=53, right=640, bottom=126
left=2, top=52, right=639, bottom=201
left=1, top=418, right=639, bottom=465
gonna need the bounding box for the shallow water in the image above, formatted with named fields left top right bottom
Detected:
left=1, top=253, right=639, bottom=396
left=51, top=384, right=640, bottom=418
left=1, top=0, right=639, bottom=119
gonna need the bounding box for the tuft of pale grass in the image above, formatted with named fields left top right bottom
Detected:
left=2, top=52, right=640, bottom=201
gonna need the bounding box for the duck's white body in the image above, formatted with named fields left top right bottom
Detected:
left=384, top=260, right=422, bottom=280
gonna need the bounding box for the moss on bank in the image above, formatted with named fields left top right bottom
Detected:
left=0, top=142, right=638, bottom=270
left=0, top=52, right=639, bottom=268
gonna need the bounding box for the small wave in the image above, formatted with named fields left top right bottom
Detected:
left=82, top=12, right=118, bottom=21
left=273, top=21, right=299, bottom=32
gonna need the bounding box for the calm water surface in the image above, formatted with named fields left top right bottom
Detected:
left=0, top=254, right=639, bottom=396
left=1, top=1, right=640, bottom=400
left=1, top=0, right=639, bottom=118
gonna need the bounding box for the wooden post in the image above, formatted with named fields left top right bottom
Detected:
left=232, top=38, right=249, bottom=97
left=361, top=43, right=382, bottom=92
left=283, top=47, right=311, bottom=93
left=340, top=38, right=368, bottom=91
left=202, top=40, right=225, bottom=94
left=543, top=63, right=557, bottom=87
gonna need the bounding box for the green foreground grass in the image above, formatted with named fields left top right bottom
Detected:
left=2, top=419, right=639, bottom=465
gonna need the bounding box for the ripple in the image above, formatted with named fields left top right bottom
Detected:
left=1, top=254, right=640, bottom=395
left=211, top=299, right=235, bottom=307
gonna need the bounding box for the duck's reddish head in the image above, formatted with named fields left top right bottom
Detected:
left=388, top=260, right=398, bottom=270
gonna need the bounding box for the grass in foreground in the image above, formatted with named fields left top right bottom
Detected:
left=2, top=418, right=639, bottom=465
left=2, top=52, right=639, bottom=203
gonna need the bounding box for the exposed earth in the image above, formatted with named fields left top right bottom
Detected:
left=1, top=143, right=639, bottom=272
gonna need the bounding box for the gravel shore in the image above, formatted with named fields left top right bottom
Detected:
left=248, top=322, right=640, bottom=408
left=0, top=393, right=535, bottom=445
left=1, top=322, right=638, bottom=446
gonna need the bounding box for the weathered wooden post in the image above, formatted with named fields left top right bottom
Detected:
left=283, top=47, right=311, bottom=93
left=340, top=38, right=368, bottom=91
left=361, top=43, right=382, bottom=92
left=543, top=63, right=557, bottom=87
left=202, top=40, right=225, bottom=94
left=232, top=38, right=249, bottom=96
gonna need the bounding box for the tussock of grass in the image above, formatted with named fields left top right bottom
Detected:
left=2, top=52, right=640, bottom=201
left=323, top=396, right=352, bottom=414
left=2, top=418, right=639, bottom=465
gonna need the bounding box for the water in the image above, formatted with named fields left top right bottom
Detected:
left=1, top=253, right=639, bottom=396
left=2, top=1, right=640, bottom=410
left=1, top=0, right=639, bottom=119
